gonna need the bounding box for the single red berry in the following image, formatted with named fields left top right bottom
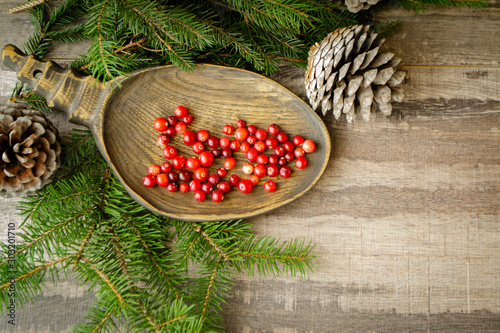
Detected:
left=254, top=164, right=266, bottom=177
left=254, top=141, right=266, bottom=153
left=166, top=116, right=178, bottom=126
left=276, top=132, right=288, bottom=143
left=284, top=152, right=295, bottom=162
left=201, top=182, right=213, bottom=194
left=163, top=145, right=178, bottom=159
left=192, top=142, right=205, bottom=154
left=234, top=127, right=249, bottom=141
left=143, top=174, right=156, bottom=188
left=278, top=157, right=288, bottom=166
left=246, top=148, right=258, bottom=162
left=266, top=164, right=279, bottom=177
left=223, top=124, right=234, bottom=135
left=186, top=157, right=201, bottom=171
left=240, top=142, right=251, bottom=153
left=265, top=137, right=278, bottom=149
left=207, top=136, right=220, bottom=148
left=217, top=167, right=227, bottom=178
left=148, top=164, right=161, bottom=177
left=179, top=183, right=190, bottom=193
left=294, top=147, right=305, bottom=158
left=182, top=114, right=194, bottom=125
left=197, top=129, right=209, bottom=142
left=264, top=180, right=277, bottom=192
left=194, top=167, right=209, bottom=182
left=212, top=189, right=225, bottom=203
left=274, top=146, right=285, bottom=157
left=228, top=174, right=241, bottom=187
left=222, top=147, right=233, bottom=158
left=161, top=162, right=172, bottom=173
left=238, top=179, right=253, bottom=194
left=167, top=183, right=178, bottom=192
left=242, top=163, right=254, bottom=175
left=212, top=148, right=222, bottom=158
left=279, top=165, right=292, bottom=178
left=256, top=154, right=268, bottom=165
left=190, top=179, right=202, bottom=191
left=157, top=134, right=170, bottom=145
left=167, top=171, right=179, bottom=183
left=292, top=135, right=305, bottom=146
left=153, top=117, right=168, bottom=132
left=229, top=140, right=241, bottom=151
left=255, top=129, right=267, bottom=141
left=156, top=173, right=169, bottom=187
left=218, top=181, right=232, bottom=193
left=179, top=169, right=192, bottom=182
left=183, top=130, right=196, bottom=145
left=165, top=126, right=176, bottom=136
left=295, top=157, right=308, bottom=169
left=250, top=175, right=259, bottom=185
left=219, top=137, right=231, bottom=148
left=247, top=124, right=257, bottom=134
left=268, top=124, right=280, bottom=136
left=172, top=155, right=186, bottom=169
left=302, top=140, right=316, bottom=153
left=236, top=119, right=246, bottom=128
left=268, top=154, right=279, bottom=165
left=208, top=174, right=221, bottom=186
left=199, top=151, right=214, bottom=167
left=224, top=157, right=236, bottom=170
left=174, top=105, right=188, bottom=118
left=283, top=141, right=295, bottom=152
left=246, top=135, right=257, bottom=145
left=175, top=122, right=187, bottom=134
left=194, top=190, right=206, bottom=202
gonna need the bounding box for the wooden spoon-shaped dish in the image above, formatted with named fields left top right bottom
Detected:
left=2, top=45, right=330, bottom=222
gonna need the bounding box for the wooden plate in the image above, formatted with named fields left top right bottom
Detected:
left=3, top=45, right=331, bottom=222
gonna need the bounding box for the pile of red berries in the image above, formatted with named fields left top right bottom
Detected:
left=143, top=106, right=316, bottom=203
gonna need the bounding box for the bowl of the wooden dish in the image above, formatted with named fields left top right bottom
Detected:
left=102, top=64, right=331, bottom=222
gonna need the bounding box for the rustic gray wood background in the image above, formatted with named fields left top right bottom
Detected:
left=1, top=1, right=499, bottom=332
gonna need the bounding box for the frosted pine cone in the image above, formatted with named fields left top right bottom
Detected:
left=345, top=0, right=381, bottom=13
left=0, top=100, right=61, bottom=197
left=305, top=25, right=406, bottom=122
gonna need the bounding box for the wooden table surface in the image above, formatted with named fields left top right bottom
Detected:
left=1, top=2, right=499, bottom=332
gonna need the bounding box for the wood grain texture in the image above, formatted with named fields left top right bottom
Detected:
left=1, top=3, right=500, bottom=333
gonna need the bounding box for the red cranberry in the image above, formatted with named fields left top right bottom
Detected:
left=246, top=135, right=257, bottom=145
left=294, top=147, right=305, bottom=158
left=250, top=175, right=259, bottom=185
left=234, top=127, right=249, bottom=141
left=175, top=122, right=187, bottom=134
left=166, top=116, right=178, bottom=126
left=268, top=124, right=280, bottom=136
left=212, top=189, right=224, bottom=202
left=266, top=164, right=279, bottom=177
left=223, top=124, right=234, bottom=135
left=242, top=163, right=254, bottom=175
left=295, top=157, right=307, bottom=169
left=199, top=151, right=214, bottom=167
left=217, top=167, right=227, bottom=178
left=218, top=181, right=232, bottom=193
left=238, top=179, right=253, bottom=194
left=256, top=154, right=268, bottom=165
left=247, top=124, right=257, bottom=134
left=264, top=180, right=277, bottom=192
left=229, top=140, right=241, bottom=151
left=157, top=134, right=170, bottom=145
left=229, top=174, right=240, bottom=187
left=265, top=137, right=278, bottom=149
left=186, top=157, right=200, bottom=171
left=254, top=141, right=266, bottom=153
left=279, top=166, right=292, bottom=178
left=284, top=151, right=295, bottom=162
left=268, top=154, right=279, bottom=165
left=255, top=129, right=267, bottom=141
left=246, top=148, right=258, bottom=162
left=148, top=164, right=160, bottom=177
left=174, top=105, right=188, bottom=118
left=274, top=146, right=285, bottom=157
left=143, top=175, right=156, bottom=188
left=207, top=136, right=220, bottom=148
left=208, top=174, right=220, bottom=186
left=240, top=142, right=250, bottom=153
left=283, top=141, right=295, bottom=152
left=179, top=183, right=190, bottom=193
left=172, top=155, right=186, bottom=169
left=222, top=147, right=233, bottom=158
left=224, top=157, right=236, bottom=170
left=201, top=182, right=213, bottom=194
left=194, top=190, right=206, bottom=202
left=182, top=114, right=193, bottom=125
left=179, top=169, right=192, bottom=182
left=194, top=167, right=209, bottom=182
left=160, top=162, right=172, bottom=173
left=302, top=140, right=316, bottom=153
left=165, top=126, right=176, bottom=136
left=167, top=183, right=178, bottom=192
left=156, top=173, right=169, bottom=187
left=163, top=145, right=177, bottom=159
left=189, top=179, right=202, bottom=191
left=154, top=117, right=168, bottom=132
left=192, top=142, right=205, bottom=154
left=220, top=137, right=230, bottom=148
left=278, top=157, right=287, bottom=166
left=167, top=171, right=179, bottom=183
left=212, top=148, right=222, bottom=158
left=236, top=119, right=246, bottom=128
left=293, top=135, right=305, bottom=146
left=254, top=164, right=266, bottom=177
left=197, top=129, right=209, bottom=142
left=183, top=130, right=196, bottom=145
left=276, top=132, right=288, bottom=143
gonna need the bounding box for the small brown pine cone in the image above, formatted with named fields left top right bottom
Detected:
left=0, top=100, right=61, bottom=197
left=305, top=25, right=406, bottom=123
